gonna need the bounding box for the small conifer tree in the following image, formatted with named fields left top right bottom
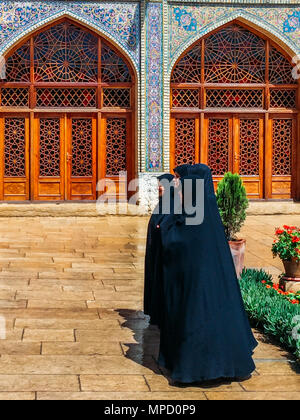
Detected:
left=216, top=172, right=249, bottom=241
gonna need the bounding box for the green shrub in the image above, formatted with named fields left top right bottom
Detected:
left=216, top=172, right=249, bottom=241
left=240, top=269, right=300, bottom=359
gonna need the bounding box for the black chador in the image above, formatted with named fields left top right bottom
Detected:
left=144, top=174, right=175, bottom=327
left=158, top=168, right=257, bottom=383
left=173, top=164, right=191, bottom=178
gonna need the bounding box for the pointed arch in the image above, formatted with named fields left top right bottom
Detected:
left=168, top=12, right=299, bottom=77
left=0, top=16, right=138, bottom=202
left=0, top=11, right=139, bottom=80
left=166, top=19, right=300, bottom=200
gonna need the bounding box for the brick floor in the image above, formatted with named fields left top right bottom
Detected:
left=0, top=215, right=298, bottom=400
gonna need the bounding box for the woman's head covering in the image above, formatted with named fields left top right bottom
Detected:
left=188, top=163, right=210, bottom=178
left=173, top=164, right=191, bottom=178
left=188, top=164, right=215, bottom=197
left=157, top=173, right=174, bottom=183
left=154, top=173, right=175, bottom=216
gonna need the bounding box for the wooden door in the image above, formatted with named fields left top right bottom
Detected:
left=234, top=115, right=264, bottom=199
left=66, top=115, right=97, bottom=200
left=0, top=114, right=30, bottom=201
left=170, top=114, right=200, bottom=170
left=204, top=115, right=233, bottom=191
left=204, top=114, right=264, bottom=198
left=33, top=114, right=65, bottom=201
left=267, top=115, right=296, bottom=199
left=100, top=114, right=131, bottom=201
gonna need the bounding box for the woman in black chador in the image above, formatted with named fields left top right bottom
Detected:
left=144, top=173, right=175, bottom=327
left=158, top=165, right=257, bottom=383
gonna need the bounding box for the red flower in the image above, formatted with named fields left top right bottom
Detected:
left=261, top=280, right=266, bottom=284
left=275, top=229, right=284, bottom=235
left=292, top=237, right=300, bottom=243
left=283, top=225, right=291, bottom=230
left=266, top=285, right=271, bottom=289
left=291, top=299, right=299, bottom=305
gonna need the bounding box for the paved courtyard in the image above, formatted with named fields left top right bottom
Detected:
left=0, top=214, right=298, bottom=400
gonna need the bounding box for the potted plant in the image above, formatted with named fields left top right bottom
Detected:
left=216, top=172, right=249, bottom=278
left=272, top=225, right=300, bottom=278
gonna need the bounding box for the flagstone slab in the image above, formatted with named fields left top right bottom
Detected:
left=42, top=342, right=123, bottom=356
left=15, top=319, right=119, bottom=330
left=0, top=375, right=79, bottom=392
left=205, top=392, right=300, bottom=400
left=0, top=341, right=41, bottom=355
left=0, top=355, right=160, bottom=375
left=23, top=329, right=75, bottom=342
left=241, top=375, right=300, bottom=392
left=0, top=392, right=35, bottom=400
left=27, top=300, right=87, bottom=310
left=37, top=391, right=207, bottom=400
left=145, top=375, right=243, bottom=392
left=80, top=374, right=148, bottom=392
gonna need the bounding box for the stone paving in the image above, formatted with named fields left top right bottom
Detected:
left=0, top=215, right=298, bottom=400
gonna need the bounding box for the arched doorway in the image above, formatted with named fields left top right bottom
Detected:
left=0, top=18, right=135, bottom=201
left=170, top=22, right=298, bottom=199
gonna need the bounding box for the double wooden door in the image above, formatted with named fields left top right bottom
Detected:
left=33, top=114, right=97, bottom=201
left=171, top=113, right=296, bottom=199
left=0, top=113, right=132, bottom=201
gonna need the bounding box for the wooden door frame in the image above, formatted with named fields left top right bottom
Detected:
left=267, top=113, right=297, bottom=200
left=170, top=113, right=200, bottom=171
left=66, top=113, right=97, bottom=201
left=100, top=112, right=133, bottom=201
left=0, top=113, right=30, bottom=201
left=32, top=113, right=65, bottom=201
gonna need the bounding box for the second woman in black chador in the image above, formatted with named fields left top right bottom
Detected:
left=144, top=173, right=175, bottom=327
left=158, top=165, right=257, bottom=383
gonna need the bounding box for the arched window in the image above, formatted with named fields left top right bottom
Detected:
left=0, top=19, right=135, bottom=201
left=170, top=23, right=298, bottom=199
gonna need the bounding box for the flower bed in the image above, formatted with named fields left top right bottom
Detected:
left=240, top=269, right=300, bottom=359
left=262, top=275, right=300, bottom=305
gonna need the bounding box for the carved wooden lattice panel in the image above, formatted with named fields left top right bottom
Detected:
left=106, top=118, right=127, bottom=176
left=36, top=88, right=96, bottom=108
left=272, top=119, right=292, bottom=176
left=239, top=119, right=260, bottom=176
left=270, top=89, right=297, bottom=109
left=204, top=25, right=265, bottom=83
left=208, top=119, right=229, bottom=175
left=172, top=89, right=199, bottom=108
left=39, top=118, right=60, bottom=177
left=175, top=118, right=195, bottom=166
left=71, top=119, right=93, bottom=177
left=1, top=88, right=29, bottom=107
left=102, top=89, right=131, bottom=108
left=4, top=118, right=26, bottom=177
left=171, top=44, right=202, bottom=83
left=269, top=47, right=296, bottom=85
left=5, top=41, right=31, bottom=82
left=101, top=42, right=131, bottom=83
left=34, top=22, right=98, bottom=82
left=206, top=89, right=263, bottom=108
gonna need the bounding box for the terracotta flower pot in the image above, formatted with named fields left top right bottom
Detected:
left=229, top=239, right=246, bottom=279
left=283, top=260, right=300, bottom=278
